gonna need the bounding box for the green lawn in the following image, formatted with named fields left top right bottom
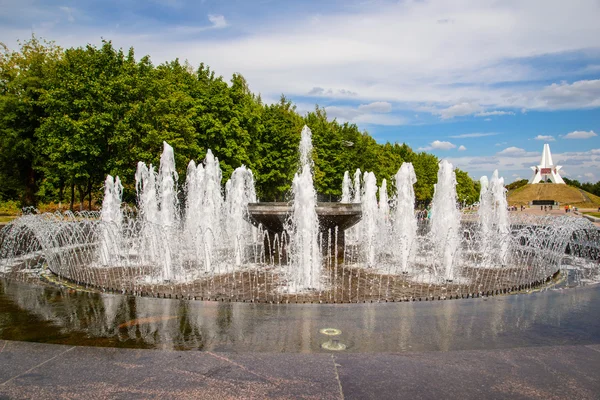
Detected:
left=0, top=216, right=17, bottom=223
left=584, top=212, right=600, bottom=218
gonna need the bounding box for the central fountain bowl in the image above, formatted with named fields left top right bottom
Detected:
left=247, top=202, right=362, bottom=234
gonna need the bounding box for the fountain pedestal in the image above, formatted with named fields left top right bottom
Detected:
left=247, top=202, right=362, bottom=234
left=247, top=202, right=361, bottom=255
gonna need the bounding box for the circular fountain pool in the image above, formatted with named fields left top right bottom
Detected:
left=1, top=127, right=599, bottom=304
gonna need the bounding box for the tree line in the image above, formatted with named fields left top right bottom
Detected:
left=0, top=36, right=481, bottom=211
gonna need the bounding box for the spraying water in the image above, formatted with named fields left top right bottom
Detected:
left=286, top=125, right=322, bottom=291
left=98, top=175, right=123, bottom=265
left=392, top=162, right=417, bottom=273
left=478, top=176, right=492, bottom=240
left=341, top=171, right=352, bottom=203
left=361, top=172, right=379, bottom=266
left=430, top=160, right=461, bottom=281
left=3, top=127, right=598, bottom=304
left=225, top=166, right=257, bottom=267
left=183, top=150, right=224, bottom=273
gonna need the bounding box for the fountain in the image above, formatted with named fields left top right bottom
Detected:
left=391, top=162, right=418, bottom=274
left=430, top=160, right=462, bottom=282
left=0, top=125, right=599, bottom=303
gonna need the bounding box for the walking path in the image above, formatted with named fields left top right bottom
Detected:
left=1, top=340, right=599, bottom=399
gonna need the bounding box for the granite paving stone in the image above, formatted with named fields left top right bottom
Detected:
left=0, top=343, right=341, bottom=399
left=334, top=345, right=600, bottom=400
left=0, top=341, right=74, bottom=386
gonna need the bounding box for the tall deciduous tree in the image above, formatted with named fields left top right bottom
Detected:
left=0, top=36, right=61, bottom=206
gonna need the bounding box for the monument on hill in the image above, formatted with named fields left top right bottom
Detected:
left=529, top=143, right=565, bottom=184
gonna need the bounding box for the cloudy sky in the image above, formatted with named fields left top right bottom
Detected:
left=2, top=0, right=599, bottom=182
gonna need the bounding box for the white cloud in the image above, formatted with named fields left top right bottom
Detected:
left=308, top=87, right=357, bottom=97
left=439, top=103, right=483, bottom=119
left=353, top=114, right=406, bottom=125
left=358, top=101, right=392, bottom=113
left=432, top=140, right=456, bottom=150
left=563, top=130, right=597, bottom=139
left=450, top=132, right=499, bottom=139
left=324, top=104, right=405, bottom=126
left=419, top=140, right=457, bottom=151
left=534, top=135, right=555, bottom=141
left=531, top=80, right=600, bottom=110
left=3, top=0, right=600, bottom=127
left=208, top=14, right=228, bottom=29
left=458, top=145, right=467, bottom=151
left=497, top=147, right=531, bottom=156
left=476, top=111, right=515, bottom=117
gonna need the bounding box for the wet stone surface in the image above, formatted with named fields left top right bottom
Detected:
left=1, top=341, right=600, bottom=399
left=1, top=277, right=600, bottom=352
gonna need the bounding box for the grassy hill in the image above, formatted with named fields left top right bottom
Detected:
left=507, top=184, right=600, bottom=207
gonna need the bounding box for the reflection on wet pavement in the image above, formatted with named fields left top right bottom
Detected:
left=1, top=276, right=599, bottom=352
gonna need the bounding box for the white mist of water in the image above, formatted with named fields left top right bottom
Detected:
left=490, top=170, right=510, bottom=263
left=353, top=169, right=362, bottom=203
left=287, top=125, right=322, bottom=291
left=341, top=171, right=352, bottom=203
left=157, top=142, right=179, bottom=280
left=99, top=175, right=123, bottom=265
left=135, top=161, right=161, bottom=268
left=225, top=166, right=257, bottom=267
left=478, top=170, right=510, bottom=265
left=184, top=150, right=224, bottom=273
left=343, top=168, right=363, bottom=244
left=430, top=160, right=461, bottom=281
left=158, top=142, right=179, bottom=228
left=392, top=162, right=418, bottom=273
left=362, top=171, right=379, bottom=267
left=478, top=175, right=492, bottom=240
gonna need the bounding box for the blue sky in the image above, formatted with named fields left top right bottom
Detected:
left=2, top=0, right=599, bottom=183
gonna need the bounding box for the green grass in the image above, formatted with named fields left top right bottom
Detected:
left=584, top=212, right=600, bottom=218
left=0, top=200, right=20, bottom=216
left=0, top=215, right=17, bottom=223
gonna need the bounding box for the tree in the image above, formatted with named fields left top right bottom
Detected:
left=254, top=95, right=303, bottom=200
left=306, top=107, right=344, bottom=198
left=0, top=36, right=61, bottom=206
left=409, top=152, right=439, bottom=203
left=455, top=169, right=479, bottom=205
left=38, top=41, right=129, bottom=210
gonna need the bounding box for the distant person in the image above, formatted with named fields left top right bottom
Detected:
left=565, top=205, right=568, bottom=213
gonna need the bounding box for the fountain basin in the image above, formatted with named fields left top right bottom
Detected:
left=247, top=202, right=362, bottom=233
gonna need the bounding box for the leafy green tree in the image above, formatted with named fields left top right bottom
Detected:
left=0, top=36, right=61, bottom=206
left=0, top=36, right=487, bottom=210
left=254, top=95, right=303, bottom=200
left=38, top=41, right=129, bottom=209
left=409, top=152, right=439, bottom=203
left=306, top=107, right=344, bottom=198
left=455, top=168, right=479, bottom=205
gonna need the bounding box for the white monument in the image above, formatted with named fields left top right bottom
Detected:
left=529, top=143, right=565, bottom=184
